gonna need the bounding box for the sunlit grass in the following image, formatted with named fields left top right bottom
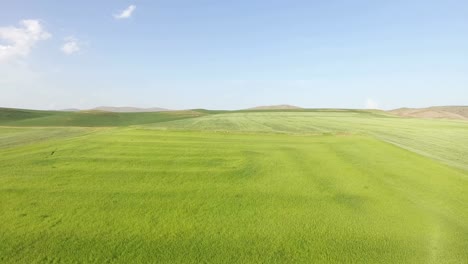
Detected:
left=149, top=111, right=468, bottom=170
left=1, top=128, right=467, bottom=263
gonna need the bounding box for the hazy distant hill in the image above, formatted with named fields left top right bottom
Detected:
left=247, top=104, right=303, bottom=110
left=91, top=106, right=169, bottom=112
left=390, top=106, right=468, bottom=120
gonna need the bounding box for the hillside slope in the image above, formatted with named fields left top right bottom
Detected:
left=390, top=106, right=468, bottom=120
left=0, top=108, right=204, bottom=127
left=0, top=108, right=57, bottom=123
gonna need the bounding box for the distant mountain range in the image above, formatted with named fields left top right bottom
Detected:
left=61, top=106, right=169, bottom=112
left=390, top=106, right=468, bottom=120
left=54, top=105, right=468, bottom=121
left=92, top=106, right=169, bottom=112
left=62, top=105, right=304, bottom=112
left=247, top=104, right=303, bottom=110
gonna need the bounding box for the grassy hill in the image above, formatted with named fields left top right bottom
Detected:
left=1, top=107, right=467, bottom=263
left=0, top=108, right=204, bottom=127
left=390, top=106, right=468, bottom=120
left=0, top=108, right=58, bottom=123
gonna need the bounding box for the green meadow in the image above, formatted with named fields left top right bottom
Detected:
left=1, top=108, right=467, bottom=263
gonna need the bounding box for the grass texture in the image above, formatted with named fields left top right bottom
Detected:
left=149, top=111, right=468, bottom=170
left=1, top=128, right=467, bottom=263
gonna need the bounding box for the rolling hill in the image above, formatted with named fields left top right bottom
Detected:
left=390, top=106, right=468, bottom=120
left=0, top=108, right=204, bottom=127
left=91, top=106, right=169, bottom=112
left=247, top=104, right=303, bottom=110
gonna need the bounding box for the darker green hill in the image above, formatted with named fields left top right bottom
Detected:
left=0, top=108, right=205, bottom=127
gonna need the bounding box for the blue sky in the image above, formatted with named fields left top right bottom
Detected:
left=1, top=0, right=467, bottom=110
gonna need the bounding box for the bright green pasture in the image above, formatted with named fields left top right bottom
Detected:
left=1, top=128, right=467, bottom=263
left=150, top=111, right=468, bottom=170
left=0, top=127, right=100, bottom=149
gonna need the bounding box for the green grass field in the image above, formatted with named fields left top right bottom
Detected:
left=0, top=107, right=204, bottom=127
left=150, top=111, right=468, bottom=171
left=1, top=109, right=467, bottom=263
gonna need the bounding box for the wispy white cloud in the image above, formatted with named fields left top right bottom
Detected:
left=61, top=36, right=81, bottom=55
left=0, top=19, right=51, bottom=63
left=365, top=98, right=380, bottom=109
left=114, top=5, right=136, bottom=19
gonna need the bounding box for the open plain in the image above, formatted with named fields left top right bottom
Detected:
left=1, top=108, right=467, bottom=263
